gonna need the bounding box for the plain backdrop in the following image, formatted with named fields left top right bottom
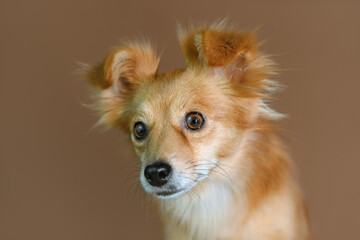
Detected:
left=1, top=0, right=359, bottom=239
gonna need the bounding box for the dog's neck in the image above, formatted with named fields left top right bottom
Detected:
left=160, top=178, right=239, bottom=240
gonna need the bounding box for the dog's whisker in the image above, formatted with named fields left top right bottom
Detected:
left=177, top=174, right=202, bottom=183
left=214, top=163, right=234, bottom=184
left=191, top=167, right=233, bottom=184
left=126, top=180, right=141, bottom=200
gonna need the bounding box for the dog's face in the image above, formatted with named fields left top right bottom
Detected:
left=129, top=69, right=248, bottom=198
left=85, top=25, right=278, bottom=199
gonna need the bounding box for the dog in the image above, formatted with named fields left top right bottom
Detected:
left=83, top=21, right=311, bottom=240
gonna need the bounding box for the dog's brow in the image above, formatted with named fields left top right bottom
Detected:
left=133, top=105, right=153, bottom=124
left=180, top=95, right=193, bottom=110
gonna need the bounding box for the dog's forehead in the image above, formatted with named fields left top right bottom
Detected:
left=138, top=70, right=186, bottom=100
left=132, top=68, right=225, bottom=121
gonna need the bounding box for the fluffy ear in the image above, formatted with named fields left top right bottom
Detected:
left=178, top=23, right=276, bottom=94
left=83, top=41, right=159, bottom=128
left=86, top=41, right=159, bottom=91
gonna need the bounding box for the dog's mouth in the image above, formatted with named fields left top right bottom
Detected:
left=155, top=187, right=189, bottom=199
left=156, top=189, right=181, bottom=197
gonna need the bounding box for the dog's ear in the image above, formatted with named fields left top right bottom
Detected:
left=83, top=41, right=159, bottom=128
left=86, top=42, right=159, bottom=91
left=178, top=25, right=275, bottom=92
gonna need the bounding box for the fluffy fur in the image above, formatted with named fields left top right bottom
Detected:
left=83, top=21, right=311, bottom=240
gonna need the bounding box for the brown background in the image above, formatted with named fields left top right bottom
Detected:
left=1, top=0, right=359, bottom=239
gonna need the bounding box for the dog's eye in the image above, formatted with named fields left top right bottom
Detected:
left=185, top=112, right=205, bottom=130
left=133, top=122, right=148, bottom=140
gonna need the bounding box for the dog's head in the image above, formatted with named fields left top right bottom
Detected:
left=84, top=23, right=280, bottom=199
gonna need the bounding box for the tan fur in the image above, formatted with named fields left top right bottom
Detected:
left=84, top=21, right=311, bottom=240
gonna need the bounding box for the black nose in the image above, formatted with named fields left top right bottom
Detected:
left=144, top=162, right=172, bottom=187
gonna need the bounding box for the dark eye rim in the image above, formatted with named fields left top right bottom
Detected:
left=133, top=121, right=148, bottom=140
left=185, top=111, right=205, bottom=131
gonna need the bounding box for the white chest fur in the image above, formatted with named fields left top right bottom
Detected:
left=161, top=180, right=243, bottom=240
